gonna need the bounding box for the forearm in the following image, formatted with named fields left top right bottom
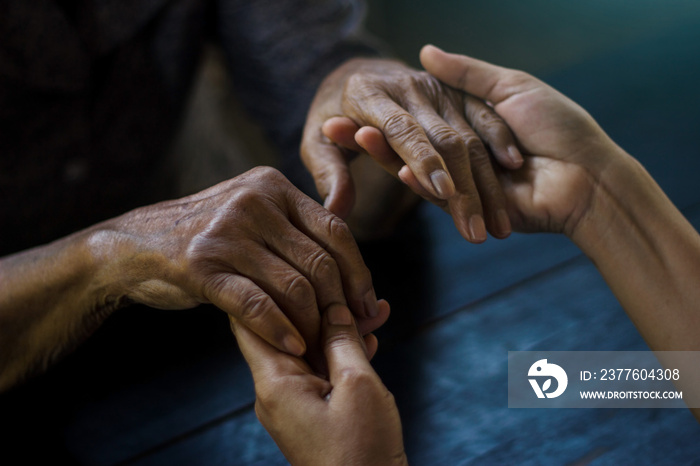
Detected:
left=572, top=147, right=700, bottom=350
left=0, top=230, right=124, bottom=392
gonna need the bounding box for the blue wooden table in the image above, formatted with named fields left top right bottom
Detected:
left=2, top=25, right=700, bottom=466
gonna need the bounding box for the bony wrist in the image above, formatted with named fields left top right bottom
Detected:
left=84, top=225, right=143, bottom=313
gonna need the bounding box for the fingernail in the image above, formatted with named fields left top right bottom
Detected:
left=430, top=169, right=455, bottom=199
left=364, top=289, right=378, bottom=318
left=496, top=209, right=511, bottom=236
left=468, top=215, right=487, bottom=242
left=327, top=305, right=353, bottom=326
left=283, top=335, right=306, bottom=356
left=508, top=145, right=523, bottom=166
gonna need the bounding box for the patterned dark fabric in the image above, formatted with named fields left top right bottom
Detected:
left=0, top=0, right=377, bottom=255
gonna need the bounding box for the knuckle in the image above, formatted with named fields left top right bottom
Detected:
left=248, top=165, right=282, bottom=181
left=238, top=167, right=289, bottom=198
left=430, top=126, right=464, bottom=154
left=419, top=71, right=453, bottom=100
left=345, top=71, right=371, bottom=90
left=342, top=74, right=381, bottom=113
left=229, top=186, right=261, bottom=209
left=283, top=275, right=315, bottom=309
left=237, top=289, right=273, bottom=323
left=335, top=366, right=378, bottom=391
left=223, top=180, right=269, bottom=213
left=463, top=135, right=489, bottom=163
left=402, top=73, right=428, bottom=94
left=383, top=112, right=421, bottom=140
left=307, top=249, right=339, bottom=283
left=327, top=215, right=353, bottom=243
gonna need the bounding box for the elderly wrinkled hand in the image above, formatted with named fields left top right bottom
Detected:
left=302, top=57, right=523, bottom=243
left=90, top=166, right=387, bottom=360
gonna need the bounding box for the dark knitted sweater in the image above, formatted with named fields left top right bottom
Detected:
left=0, top=0, right=377, bottom=255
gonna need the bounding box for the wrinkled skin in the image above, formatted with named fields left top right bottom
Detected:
left=302, top=58, right=523, bottom=243
left=93, top=167, right=389, bottom=360
left=0, top=167, right=389, bottom=389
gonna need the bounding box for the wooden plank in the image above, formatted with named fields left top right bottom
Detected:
left=375, top=257, right=700, bottom=465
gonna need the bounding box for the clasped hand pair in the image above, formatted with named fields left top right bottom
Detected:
left=237, top=45, right=625, bottom=464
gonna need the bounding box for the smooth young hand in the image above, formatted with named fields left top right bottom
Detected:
left=232, top=303, right=407, bottom=466
left=419, top=45, right=625, bottom=236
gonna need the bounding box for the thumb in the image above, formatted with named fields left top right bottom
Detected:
left=323, top=304, right=375, bottom=380
left=301, top=130, right=356, bottom=219
left=322, top=116, right=364, bottom=153
left=419, top=44, right=524, bottom=105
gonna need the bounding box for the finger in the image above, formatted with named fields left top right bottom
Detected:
left=346, top=97, right=456, bottom=200
left=407, top=99, right=488, bottom=243
left=464, top=95, right=523, bottom=169
left=441, top=103, right=511, bottom=239
left=356, top=299, right=391, bottom=336
left=285, top=192, right=378, bottom=320
left=328, top=123, right=415, bottom=201
left=222, top=243, right=323, bottom=356
left=351, top=126, right=455, bottom=209
left=327, top=123, right=431, bottom=202
left=355, top=126, right=404, bottom=174
left=420, top=44, right=532, bottom=105
left=262, top=225, right=350, bottom=364
left=301, top=122, right=356, bottom=219
left=230, top=317, right=331, bottom=410
left=398, top=165, right=442, bottom=202
left=355, top=128, right=441, bottom=203
left=264, top=226, right=346, bottom=313
left=322, top=117, right=364, bottom=153
left=206, top=273, right=306, bottom=356
left=323, top=304, right=375, bottom=381
left=230, top=316, right=305, bottom=377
